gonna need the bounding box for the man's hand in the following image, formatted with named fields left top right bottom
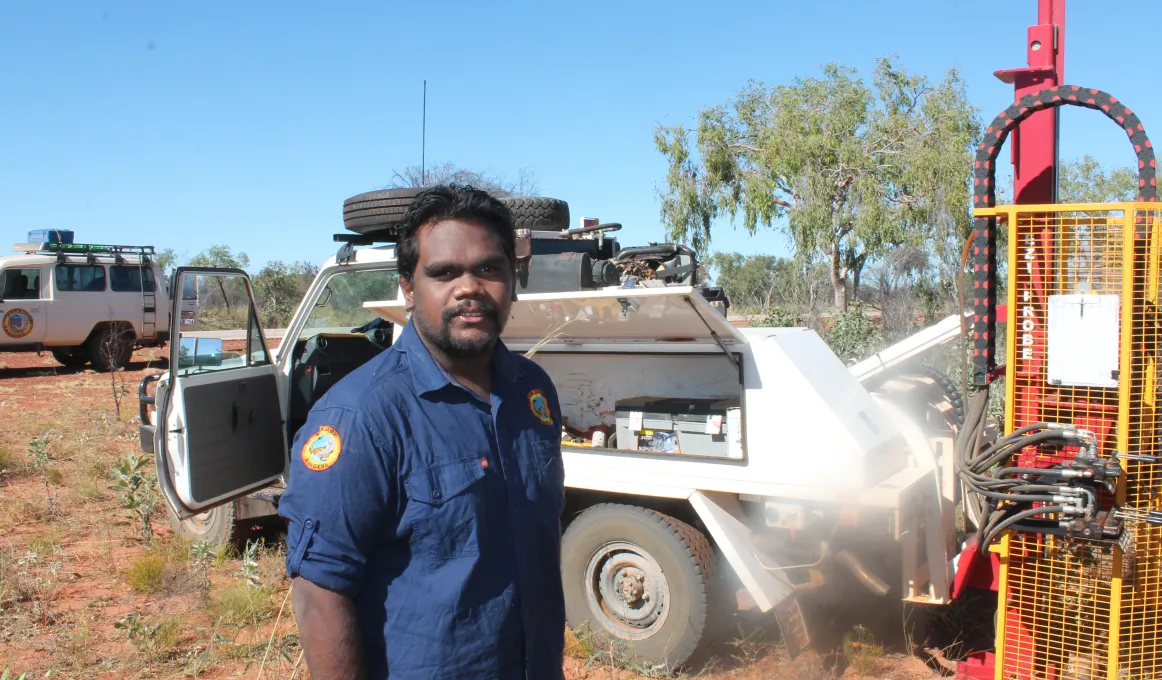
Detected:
left=292, top=577, right=367, bottom=680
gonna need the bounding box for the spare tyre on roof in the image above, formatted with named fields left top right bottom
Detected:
left=343, top=188, right=571, bottom=237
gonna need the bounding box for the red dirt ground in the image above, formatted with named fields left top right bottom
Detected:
left=0, top=347, right=948, bottom=679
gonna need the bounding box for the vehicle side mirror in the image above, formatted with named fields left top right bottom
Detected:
left=177, top=337, right=224, bottom=368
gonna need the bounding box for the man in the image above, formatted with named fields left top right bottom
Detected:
left=278, top=185, right=567, bottom=679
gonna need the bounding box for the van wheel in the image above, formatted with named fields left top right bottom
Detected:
left=561, top=504, right=714, bottom=670
left=51, top=347, right=89, bottom=368
left=89, top=325, right=135, bottom=371
left=167, top=502, right=237, bottom=547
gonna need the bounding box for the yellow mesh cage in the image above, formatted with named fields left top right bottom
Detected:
left=975, top=202, right=1162, bottom=680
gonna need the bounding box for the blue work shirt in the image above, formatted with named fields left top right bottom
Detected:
left=278, top=322, right=566, bottom=679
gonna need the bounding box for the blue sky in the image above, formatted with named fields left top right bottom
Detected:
left=2, top=1, right=1159, bottom=270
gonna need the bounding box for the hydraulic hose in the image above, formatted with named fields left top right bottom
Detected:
left=982, top=505, right=1070, bottom=550
left=956, top=391, right=991, bottom=529
left=969, top=432, right=1077, bottom=472
left=996, top=467, right=1081, bottom=479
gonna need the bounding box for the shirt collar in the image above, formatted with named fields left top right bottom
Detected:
left=398, top=321, right=522, bottom=396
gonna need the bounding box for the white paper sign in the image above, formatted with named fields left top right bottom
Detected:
left=1046, top=294, right=1119, bottom=389
left=629, top=411, right=643, bottom=432
left=726, top=408, right=743, bottom=460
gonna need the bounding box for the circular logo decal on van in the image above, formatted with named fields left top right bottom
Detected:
left=2, top=309, right=33, bottom=339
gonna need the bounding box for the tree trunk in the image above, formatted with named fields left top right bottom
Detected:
left=830, top=244, right=847, bottom=311
left=849, top=252, right=868, bottom=304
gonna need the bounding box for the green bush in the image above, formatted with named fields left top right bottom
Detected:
left=751, top=307, right=801, bottom=328
left=823, top=306, right=884, bottom=362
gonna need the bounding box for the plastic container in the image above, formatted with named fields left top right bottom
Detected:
left=27, top=229, right=75, bottom=245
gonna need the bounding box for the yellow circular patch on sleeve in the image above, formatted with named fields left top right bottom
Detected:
left=302, top=425, right=342, bottom=471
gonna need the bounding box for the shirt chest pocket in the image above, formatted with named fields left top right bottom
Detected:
left=530, top=440, right=565, bottom=518
left=404, top=456, right=488, bottom=563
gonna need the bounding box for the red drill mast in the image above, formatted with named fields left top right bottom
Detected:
left=953, top=3, right=1067, bottom=677
left=996, top=0, right=1066, bottom=204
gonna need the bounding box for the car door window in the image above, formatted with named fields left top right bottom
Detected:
left=1, top=268, right=42, bottom=299
left=55, top=264, right=106, bottom=292
left=174, top=272, right=271, bottom=376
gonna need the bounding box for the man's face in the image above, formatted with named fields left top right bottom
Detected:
left=401, top=219, right=515, bottom=359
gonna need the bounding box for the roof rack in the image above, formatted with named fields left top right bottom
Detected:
left=14, top=242, right=157, bottom=264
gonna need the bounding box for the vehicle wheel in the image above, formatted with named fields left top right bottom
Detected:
left=561, top=503, right=714, bottom=670
left=167, top=501, right=237, bottom=547
left=502, top=197, right=571, bottom=231
left=51, top=347, right=89, bottom=368
left=88, top=325, right=135, bottom=372
left=343, top=188, right=425, bottom=234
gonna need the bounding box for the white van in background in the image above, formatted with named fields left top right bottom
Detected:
left=0, top=231, right=175, bottom=370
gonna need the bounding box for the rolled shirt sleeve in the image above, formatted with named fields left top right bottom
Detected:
left=278, top=405, right=395, bottom=596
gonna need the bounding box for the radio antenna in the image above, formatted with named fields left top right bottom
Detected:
left=422, top=80, right=427, bottom=186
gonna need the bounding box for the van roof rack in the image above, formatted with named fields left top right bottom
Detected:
left=13, top=242, right=157, bottom=264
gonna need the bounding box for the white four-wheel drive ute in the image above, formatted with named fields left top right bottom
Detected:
left=139, top=190, right=968, bottom=669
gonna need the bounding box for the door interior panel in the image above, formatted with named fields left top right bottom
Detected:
left=185, top=373, right=284, bottom=503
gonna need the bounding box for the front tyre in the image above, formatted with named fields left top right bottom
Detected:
left=166, top=501, right=237, bottom=547
left=88, top=324, right=135, bottom=372
left=561, top=504, right=714, bottom=670
left=51, top=347, right=89, bottom=368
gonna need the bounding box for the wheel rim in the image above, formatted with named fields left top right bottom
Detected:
left=584, top=541, right=670, bottom=641
left=182, top=509, right=217, bottom=536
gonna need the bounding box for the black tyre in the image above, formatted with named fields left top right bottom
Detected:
left=343, top=188, right=425, bottom=234
left=561, top=503, right=714, bottom=670
left=88, top=324, right=135, bottom=372
left=51, top=347, right=89, bottom=368
left=167, top=501, right=237, bottom=547
left=501, top=197, right=570, bottom=230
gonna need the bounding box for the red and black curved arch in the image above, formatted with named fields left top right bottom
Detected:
left=970, top=85, right=1158, bottom=386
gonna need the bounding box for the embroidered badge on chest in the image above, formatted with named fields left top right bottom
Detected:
left=302, top=425, right=342, bottom=471
left=528, top=389, right=553, bottom=426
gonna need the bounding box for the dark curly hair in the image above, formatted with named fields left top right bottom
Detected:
left=395, top=185, right=516, bottom=282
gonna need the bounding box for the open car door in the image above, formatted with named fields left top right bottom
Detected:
left=155, top=267, right=286, bottom=519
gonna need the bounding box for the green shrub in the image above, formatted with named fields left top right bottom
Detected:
left=751, top=307, right=801, bottom=328
left=824, top=306, right=884, bottom=362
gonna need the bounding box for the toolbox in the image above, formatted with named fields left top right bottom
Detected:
left=614, top=397, right=742, bottom=459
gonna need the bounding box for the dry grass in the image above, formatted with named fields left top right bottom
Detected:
left=26, top=526, right=63, bottom=556
left=564, top=626, right=595, bottom=660
left=212, top=582, right=277, bottom=626
left=124, top=553, right=168, bottom=593
left=0, top=443, right=17, bottom=475
left=123, top=547, right=199, bottom=596
left=151, top=615, right=190, bottom=660
left=843, top=625, right=886, bottom=676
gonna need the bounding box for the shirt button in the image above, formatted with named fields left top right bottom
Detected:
left=433, top=490, right=442, bottom=500
left=305, top=520, right=313, bottom=529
